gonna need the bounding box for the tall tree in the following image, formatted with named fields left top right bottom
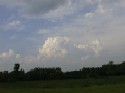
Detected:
left=14, top=64, right=20, bottom=72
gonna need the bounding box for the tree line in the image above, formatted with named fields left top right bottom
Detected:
left=0, top=61, right=125, bottom=82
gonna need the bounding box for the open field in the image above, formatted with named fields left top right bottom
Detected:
left=0, top=84, right=125, bottom=93
left=0, top=76, right=125, bottom=93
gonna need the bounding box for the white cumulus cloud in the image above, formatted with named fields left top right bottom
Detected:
left=38, top=37, right=70, bottom=58
left=38, top=37, right=102, bottom=60
left=74, top=40, right=102, bottom=55
left=0, top=49, right=21, bottom=62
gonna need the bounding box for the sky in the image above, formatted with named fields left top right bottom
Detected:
left=0, top=0, right=125, bottom=72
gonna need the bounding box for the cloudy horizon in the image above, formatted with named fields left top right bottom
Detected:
left=0, top=0, right=125, bottom=72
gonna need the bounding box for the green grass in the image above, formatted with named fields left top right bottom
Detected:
left=0, top=84, right=125, bottom=93
left=0, top=76, right=125, bottom=93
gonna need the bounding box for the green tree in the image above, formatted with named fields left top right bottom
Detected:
left=14, top=63, right=20, bottom=72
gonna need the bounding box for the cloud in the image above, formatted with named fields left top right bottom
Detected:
left=37, top=29, right=53, bottom=35
left=0, top=0, right=124, bottom=20
left=0, top=0, right=23, bottom=6
left=20, top=0, right=63, bottom=19
left=0, top=0, right=69, bottom=19
left=75, top=40, right=102, bottom=55
left=0, top=0, right=125, bottom=71
left=0, top=49, right=21, bottom=61
left=15, top=36, right=101, bottom=71
left=21, top=0, right=97, bottom=19
left=38, top=37, right=102, bottom=60
left=84, top=13, right=94, bottom=18
left=10, top=0, right=73, bottom=19
left=38, top=37, right=70, bottom=58
left=95, top=4, right=112, bottom=14
left=0, top=0, right=97, bottom=20
left=0, top=37, right=102, bottom=71
left=1, top=20, right=24, bottom=31
left=0, top=49, right=22, bottom=71
left=90, top=40, right=102, bottom=54
left=0, top=49, right=15, bottom=59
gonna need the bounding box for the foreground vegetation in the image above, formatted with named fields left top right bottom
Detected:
left=0, top=84, right=125, bottom=93
left=0, top=61, right=125, bottom=92
left=1, top=61, right=125, bottom=82
left=0, top=76, right=125, bottom=93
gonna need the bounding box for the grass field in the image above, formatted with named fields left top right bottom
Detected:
left=0, top=76, right=125, bottom=93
